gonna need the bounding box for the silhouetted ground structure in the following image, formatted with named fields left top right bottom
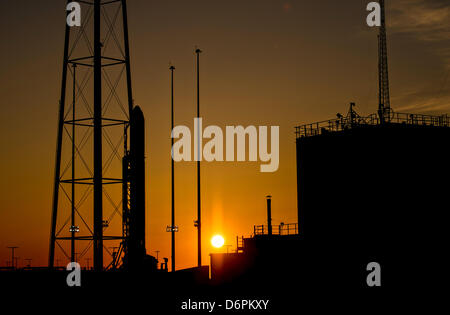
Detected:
left=209, top=106, right=450, bottom=291
left=210, top=227, right=300, bottom=285
left=295, top=106, right=450, bottom=287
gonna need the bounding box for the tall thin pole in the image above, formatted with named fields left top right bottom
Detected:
left=71, top=64, right=76, bottom=262
left=381, top=0, right=390, bottom=110
left=378, top=34, right=382, bottom=114
left=93, top=0, right=103, bottom=271
left=170, top=65, right=176, bottom=272
left=195, top=48, right=202, bottom=267
left=267, top=196, right=272, bottom=236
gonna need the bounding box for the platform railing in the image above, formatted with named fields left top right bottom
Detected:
left=253, top=223, right=298, bottom=236
left=295, top=112, right=450, bottom=138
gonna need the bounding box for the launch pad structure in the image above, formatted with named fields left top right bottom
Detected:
left=49, top=0, right=146, bottom=271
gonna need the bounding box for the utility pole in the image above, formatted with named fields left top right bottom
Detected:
left=195, top=48, right=202, bottom=268
left=170, top=65, right=176, bottom=272
left=7, top=247, right=18, bottom=270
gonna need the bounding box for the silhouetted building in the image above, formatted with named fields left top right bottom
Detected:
left=295, top=106, right=450, bottom=286
left=210, top=196, right=300, bottom=284
left=210, top=231, right=300, bottom=285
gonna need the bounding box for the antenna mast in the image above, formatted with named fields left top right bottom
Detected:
left=378, top=0, right=391, bottom=123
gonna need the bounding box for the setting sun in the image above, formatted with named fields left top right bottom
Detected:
left=211, top=235, right=225, bottom=248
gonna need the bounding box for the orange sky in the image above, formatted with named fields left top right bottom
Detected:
left=0, top=0, right=449, bottom=270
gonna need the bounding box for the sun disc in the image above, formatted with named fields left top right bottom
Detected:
left=211, top=235, right=225, bottom=248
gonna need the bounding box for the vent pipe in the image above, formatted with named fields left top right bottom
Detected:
left=266, top=195, right=272, bottom=236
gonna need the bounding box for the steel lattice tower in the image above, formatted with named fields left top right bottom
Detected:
left=49, top=0, right=135, bottom=271
left=378, top=0, right=391, bottom=122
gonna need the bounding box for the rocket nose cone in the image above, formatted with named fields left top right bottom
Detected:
left=132, top=106, right=144, bottom=120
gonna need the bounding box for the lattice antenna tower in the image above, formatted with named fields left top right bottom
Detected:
left=378, top=0, right=392, bottom=122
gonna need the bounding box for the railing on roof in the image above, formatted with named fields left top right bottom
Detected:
left=295, top=112, right=450, bottom=139
left=253, top=223, right=298, bottom=236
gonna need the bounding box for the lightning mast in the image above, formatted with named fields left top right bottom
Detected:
left=195, top=48, right=202, bottom=268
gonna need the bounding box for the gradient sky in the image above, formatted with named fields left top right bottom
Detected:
left=0, top=0, right=449, bottom=269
